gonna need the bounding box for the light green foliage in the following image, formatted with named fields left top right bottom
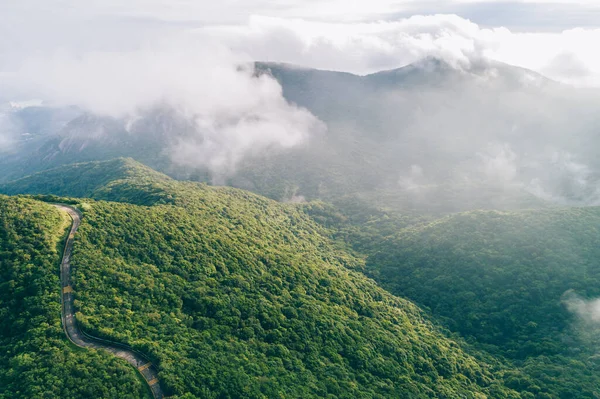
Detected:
left=69, top=191, right=522, bottom=398
left=0, top=196, right=149, bottom=399
left=2, top=158, right=594, bottom=398
left=0, top=158, right=176, bottom=206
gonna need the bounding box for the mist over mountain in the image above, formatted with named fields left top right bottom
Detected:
left=3, top=57, right=600, bottom=214
left=253, top=58, right=600, bottom=208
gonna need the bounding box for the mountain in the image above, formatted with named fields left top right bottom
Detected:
left=0, top=163, right=533, bottom=398
left=0, top=106, right=190, bottom=184
left=352, top=206, right=600, bottom=397
left=361, top=57, right=553, bottom=90
left=4, top=158, right=600, bottom=397
left=0, top=196, right=151, bottom=398
left=3, top=58, right=600, bottom=214
left=248, top=59, right=600, bottom=211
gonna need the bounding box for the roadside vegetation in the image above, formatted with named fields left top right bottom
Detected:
left=0, top=196, right=149, bottom=399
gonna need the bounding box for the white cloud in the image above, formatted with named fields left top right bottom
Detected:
left=0, top=114, right=15, bottom=152
left=202, top=14, right=600, bottom=86
left=524, top=150, right=600, bottom=205
left=6, top=38, right=323, bottom=175
left=204, top=15, right=485, bottom=73
left=398, top=164, right=431, bottom=192
left=3, top=2, right=600, bottom=86
left=477, top=143, right=518, bottom=183
left=2, top=2, right=600, bottom=174
left=565, top=292, right=600, bottom=324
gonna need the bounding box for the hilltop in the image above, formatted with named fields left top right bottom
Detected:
left=0, top=158, right=176, bottom=206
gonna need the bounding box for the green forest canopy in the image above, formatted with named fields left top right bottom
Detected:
left=0, top=196, right=151, bottom=399
left=2, top=158, right=600, bottom=398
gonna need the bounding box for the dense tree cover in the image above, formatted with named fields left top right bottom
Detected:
left=0, top=195, right=150, bottom=399
left=361, top=208, right=600, bottom=398
left=64, top=184, right=532, bottom=398
left=5, top=159, right=600, bottom=398
left=0, top=158, right=176, bottom=206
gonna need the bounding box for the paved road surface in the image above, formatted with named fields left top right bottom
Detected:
left=54, top=204, right=164, bottom=399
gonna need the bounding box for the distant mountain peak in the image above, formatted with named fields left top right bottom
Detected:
left=362, top=55, right=555, bottom=89
left=255, top=56, right=555, bottom=91
left=408, top=55, right=456, bottom=71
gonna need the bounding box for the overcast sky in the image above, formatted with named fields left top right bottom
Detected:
left=2, top=0, right=600, bottom=88
left=4, top=1, right=598, bottom=27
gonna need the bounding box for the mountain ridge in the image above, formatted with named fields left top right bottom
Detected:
left=2, top=57, right=599, bottom=214
left=256, top=55, right=556, bottom=83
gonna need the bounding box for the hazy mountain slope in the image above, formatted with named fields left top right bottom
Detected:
left=357, top=207, right=600, bottom=398
left=4, top=59, right=600, bottom=213
left=0, top=196, right=150, bottom=399
left=0, top=104, right=83, bottom=182
left=250, top=59, right=600, bottom=211
left=0, top=107, right=189, bottom=184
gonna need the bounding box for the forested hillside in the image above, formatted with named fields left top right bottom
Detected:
left=361, top=208, right=600, bottom=397
left=4, top=159, right=600, bottom=398
left=0, top=196, right=150, bottom=399
left=0, top=162, right=528, bottom=398
left=67, top=190, right=524, bottom=398
left=0, top=158, right=176, bottom=206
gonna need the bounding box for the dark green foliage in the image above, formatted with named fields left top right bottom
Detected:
left=64, top=185, right=524, bottom=398
left=0, top=195, right=149, bottom=399
left=362, top=208, right=600, bottom=397
left=365, top=208, right=600, bottom=356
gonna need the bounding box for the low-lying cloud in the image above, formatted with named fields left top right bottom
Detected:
left=0, top=106, right=20, bottom=152
left=477, top=143, right=519, bottom=183
left=564, top=291, right=600, bottom=325
left=2, top=4, right=600, bottom=184
left=7, top=40, right=323, bottom=175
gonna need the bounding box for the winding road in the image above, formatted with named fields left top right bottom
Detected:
left=54, top=204, right=164, bottom=399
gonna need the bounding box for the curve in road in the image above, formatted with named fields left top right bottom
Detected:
left=54, top=204, right=164, bottom=399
